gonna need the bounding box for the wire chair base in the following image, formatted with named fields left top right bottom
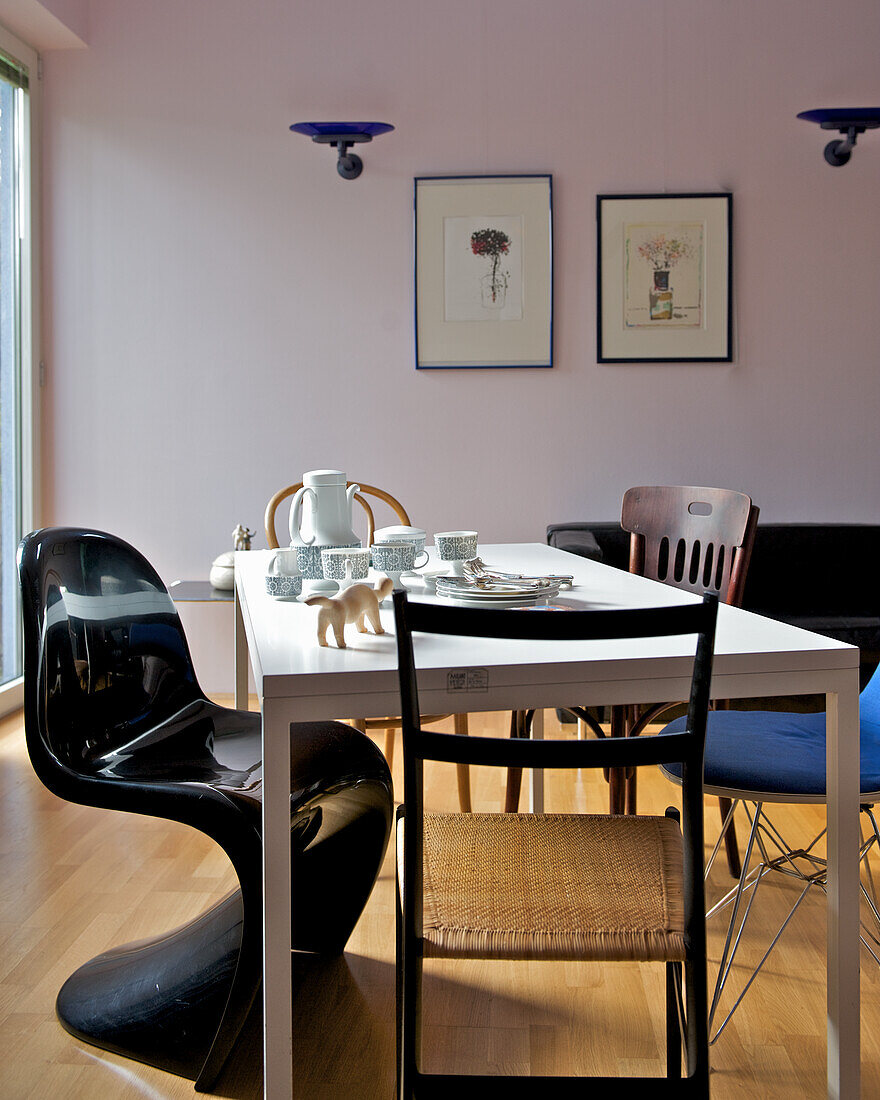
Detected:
left=705, top=800, right=880, bottom=1043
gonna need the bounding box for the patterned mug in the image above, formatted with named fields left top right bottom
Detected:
left=265, top=549, right=302, bottom=599
left=295, top=541, right=360, bottom=580
left=370, top=541, right=429, bottom=574
left=321, top=547, right=371, bottom=585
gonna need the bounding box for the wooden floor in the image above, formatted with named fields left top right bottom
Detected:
left=2, top=702, right=879, bottom=1098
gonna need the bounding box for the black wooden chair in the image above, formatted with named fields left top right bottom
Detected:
left=18, top=527, right=393, bottom=1091
left=392, top=589, right=718, bottom=1097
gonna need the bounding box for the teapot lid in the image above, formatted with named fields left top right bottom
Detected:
left=303, top=469, right=347, bottom=486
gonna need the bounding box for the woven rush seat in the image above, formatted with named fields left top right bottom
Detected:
left=412, top=811, right=686, bottom=962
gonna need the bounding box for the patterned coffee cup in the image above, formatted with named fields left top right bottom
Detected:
left=370, top=541, right=429, bottom=574
left=295, top=541, right=360, bottom=580
left=321, top=547, right=371, bottom=583
left=433, top=531, right=478, bottom=562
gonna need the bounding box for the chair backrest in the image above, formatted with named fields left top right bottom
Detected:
left=18, top=527, right=202, bottom=787
left=621, top=485, right=758, bottom=607
left=393, top=590, right=718, bottom=941
left=264, top=481, right=411, bottom=549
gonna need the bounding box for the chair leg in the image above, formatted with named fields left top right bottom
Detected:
left=608, top=705, right=627, bottom=814
left=454, top=713, right=472, bottom=812
left=684, top=957, right=711, bottom=1097
left=195, top=879, right=263, bottom=1091
left=625, top=766, right=638, bottom=815
left=395, top=807, right=406, bottom=1099
left=504, top=710, right=527, bottom=812
left=666, top=961, right=682, bottom=1078
left=718, top=796, right=742, bottom=878
left=384, top=727, right=396, bottom=769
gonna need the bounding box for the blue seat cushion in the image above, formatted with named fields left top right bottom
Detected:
left=662, top=668, right=880, bottom=798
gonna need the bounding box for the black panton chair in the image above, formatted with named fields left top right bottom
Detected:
left=393, top=590, right=718, bottom=1098
left=18, top=528, right=393, bottom=1091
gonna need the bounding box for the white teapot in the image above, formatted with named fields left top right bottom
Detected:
left=288, top=470, right=361, bottom=548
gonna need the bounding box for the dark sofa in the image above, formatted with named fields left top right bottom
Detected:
left=548, top=522, right=880, bottom=682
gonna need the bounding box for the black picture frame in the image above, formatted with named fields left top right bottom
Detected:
left=597, top=192, right=732, bottom=363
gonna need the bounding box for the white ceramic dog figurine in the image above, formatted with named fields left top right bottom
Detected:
left=305, top=576, right=394, bottom=648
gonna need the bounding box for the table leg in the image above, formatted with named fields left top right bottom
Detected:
left=262, top=699, right=293, bottom=1099
left=825, top=674, right=861, bottom=1100
left=529, top=708, right=544, bottom=813
left=234, top=585, right=248, bottom=710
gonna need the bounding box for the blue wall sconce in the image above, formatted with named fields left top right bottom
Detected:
left=797, top=108, right=880, bottom=166
left=289, top=121, right=394, bottom=179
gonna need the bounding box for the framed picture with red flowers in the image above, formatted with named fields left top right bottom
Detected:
left=597, top=192, right=732, bottom=362
left=414, top=174, right=553, bottom=368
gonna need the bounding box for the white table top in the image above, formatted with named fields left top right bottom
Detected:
left=236, top=542, right=857, bottom=713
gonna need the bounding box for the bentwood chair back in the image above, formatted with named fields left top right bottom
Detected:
left=393, top=589, right=718, bottom=1098
left=621, top=485, right=758, bottom=606
left=18, top=527, right=393, bottom=1091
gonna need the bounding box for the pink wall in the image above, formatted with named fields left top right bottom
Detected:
left=38, top=0, right=880, bottom=684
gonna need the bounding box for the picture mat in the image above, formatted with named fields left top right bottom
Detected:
left=416, top=176, right=552, bottom=368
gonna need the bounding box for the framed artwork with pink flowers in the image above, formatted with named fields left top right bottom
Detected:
left=414, top=174, right=553, bottom=369
left=597, top=192, right=732, bottom=363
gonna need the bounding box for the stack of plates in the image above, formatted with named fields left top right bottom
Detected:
left=435, top=578, right=561, bottom=606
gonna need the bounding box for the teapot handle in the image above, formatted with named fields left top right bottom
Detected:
left=289, top=486, right=316, bottom=545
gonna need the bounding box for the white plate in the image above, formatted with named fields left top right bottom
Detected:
left=436, top=582, right=560, bottom=602
left=436, top=588, right=559, bottom=605
left=437, top=592, right=556, bottom=608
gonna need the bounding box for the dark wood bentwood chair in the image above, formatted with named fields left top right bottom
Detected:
left=19, top=527, right=393, bottom=1091
left=615, top=486, right=759, bottom=876
left=508, top=485, right=758, bottom=878
left=266, top=479, right=473, bottom=812
left=393, top=589, right=719, bottom=1098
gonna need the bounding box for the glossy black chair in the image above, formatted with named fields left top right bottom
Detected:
left=18, top=527, right=393, bottom=1091
left=393, top=590, right=718, bottom=1097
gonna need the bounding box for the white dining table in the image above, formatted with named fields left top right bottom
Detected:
left=233, top=542, right=861, bottom=1100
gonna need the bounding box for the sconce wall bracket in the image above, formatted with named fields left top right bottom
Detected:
left=290, top=122, right=394, bottom=179
left=798, top=108, right=880, bottom=166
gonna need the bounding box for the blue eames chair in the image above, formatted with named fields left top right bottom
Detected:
left=660, top=664, right=880, bottom=1041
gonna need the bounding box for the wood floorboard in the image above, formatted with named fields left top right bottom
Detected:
left=1, top=703, right=878, bottom=1097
